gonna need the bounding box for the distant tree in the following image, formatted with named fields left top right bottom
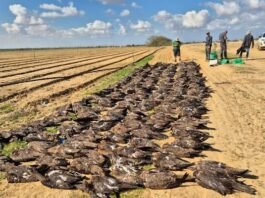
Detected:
left=146, top=35, right=172, bottom=47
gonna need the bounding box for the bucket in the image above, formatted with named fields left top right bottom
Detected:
left=210, top=52, right=218, bottom=60
left=231, top=58, right=244, bottom=64
left=219, top=59, right=229, bottom=64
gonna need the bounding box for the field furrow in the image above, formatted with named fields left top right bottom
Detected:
left=0, top=49, right=155, bottom=103
left=0, top=50, right=142, bottom=82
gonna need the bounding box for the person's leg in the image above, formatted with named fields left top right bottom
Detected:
left=224, top=49, right=228, bottom=59
left=173, top=50, right=176, bottom=62
left=205, top=46, right=209, bottom=60
left=246, top=48, right=250, bottom=58
left=220, top=44, right=224, bottom=59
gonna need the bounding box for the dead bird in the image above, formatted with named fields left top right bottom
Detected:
left=111, top=171, right=143, bottom=187
left=152, top=152, right=193, bottom=171
left=140, top=170, right=188, bottom=189
left=171, top=137, right=213, bottom=151
left=36, top=155, right=69, bottom=168
left=129, top=137, right=161, bottom=152
left=110, top=155, right=141, bottom=175
left=85, top=176, right=120, bottom=198
left=58, top=121, right=83, bottom=137
left=70, top=157, right=105, bottom=175
left=91, top=120, right=116, bottom=132
left=111, top=123, right=130, bottom=135
left=6, top=165, right=40, bottom=183
left=194, top=169, right=256, bottom=195
left=27, top=141, right=54, bottom=153
left=114, top=146, right=152, bottom=160
left=162, top=143, right=202, bottom=158
left=41, top=169, right=84, bottom=189
left=0, top=156, right=18, bottom=171
left=10, top=148, right=41, bottom=162
left=130, top=127, right=168, bottom=140
left=171, top=128, right=211, bottom=142
left=194, top=160, right=250, bottom=178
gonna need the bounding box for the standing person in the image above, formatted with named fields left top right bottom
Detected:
left=205, top=32, right=213, bottom=60
left=219, top=30, right=228, bottom=59
left=240, top=31, right=254, bottom=58
left=172, top=37, right=182, bottom=62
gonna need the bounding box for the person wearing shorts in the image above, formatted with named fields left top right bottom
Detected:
left=172, top=38, right=182, bottom=62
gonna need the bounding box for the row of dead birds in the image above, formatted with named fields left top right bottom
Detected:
left=0, top=62, right=256, bottom=197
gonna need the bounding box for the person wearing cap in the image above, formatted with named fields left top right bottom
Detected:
left=239, top=31, right=254, bottom=58
left=172, top=37, right=182, bottom=62
left=219, top=30, right=228, bottom=59
left=205, top=32, right=213, bottom=60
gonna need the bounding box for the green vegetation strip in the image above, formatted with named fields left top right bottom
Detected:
left=84, top=55, right=153, bottom=95
left=0, top=172, right=6, bottom=180
left=46, top=126, right=59, bottom=134
left=0, top=103, right=14, bottom=114
left=1, top=140, right=27, bottom=156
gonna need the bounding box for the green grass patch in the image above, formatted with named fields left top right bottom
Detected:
left=84, top=55, right=153, bottom=95
left=46, top=126, right=59, bottom=134
left=0, top=172, right=6, bottom=180
left=68, top=112, right=78, bottom=120
left=143, top=164, right=155, bottom=171
left=0, top=103, right=14, bottom=114
left=121, top=188, right=145, bottom=198
left=1, top=140, right=27, bottom=156
left=0, top=108, right=39, bottom=131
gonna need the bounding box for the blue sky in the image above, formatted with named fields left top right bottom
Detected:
left=0, top=0, right=264, bottom=48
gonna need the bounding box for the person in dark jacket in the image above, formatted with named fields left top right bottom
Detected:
left=219, top=30, right=228, bottom=59
left=205, top=32, right=213, bottom=60
left=239, top=31, right=254, bottom=58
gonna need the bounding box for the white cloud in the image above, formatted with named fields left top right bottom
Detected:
left=106, top=8, right=115, bottom=15
left=130, top=20, right=152, bottom=32
left=208, top=1, right=240, bottom=16
left=9, top=4, right=27, bottom=24
left=1, top=23, right=21, bottom=34
left=118, top=24, right=127, bottom=35
left=1, top=4, right=54, bottom=36
left=243, top=0, right=265, bottom=9
left=25, top=24, right=53, bottom=36
left=153, top=10, right=208, bottom=30
left=131, top=2, right=141, bottom=8
left=98, top=0, right=124, bottom=4
left=120, top=9, right=130, bottom=17
left=40, top=2, right=85, bottom=18
left=153, top=10, right=182, bottom=30
left=182, top=10, right=209, bottom=28
left=72, top=20, right=112, bottom=35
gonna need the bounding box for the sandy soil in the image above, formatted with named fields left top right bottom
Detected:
left=146, top=42, right=265, bottom=198
left=0, top=43, right=264, bottom=197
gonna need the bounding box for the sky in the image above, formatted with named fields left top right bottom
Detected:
left=0, top=0, right=264, bottom=48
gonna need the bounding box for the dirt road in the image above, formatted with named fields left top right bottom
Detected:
left=147, top=42, right=265, bottom=198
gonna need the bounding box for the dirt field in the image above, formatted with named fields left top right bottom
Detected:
left=147, top=42, right=265, bottom=198
left=0, top=47, right=158, bottom=130
left=0, top=42, right=264, bottom=198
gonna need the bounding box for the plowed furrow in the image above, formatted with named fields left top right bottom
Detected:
left=0, top=50, right=153, bottom=103
left=0, top=51, right=144, bottom=86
